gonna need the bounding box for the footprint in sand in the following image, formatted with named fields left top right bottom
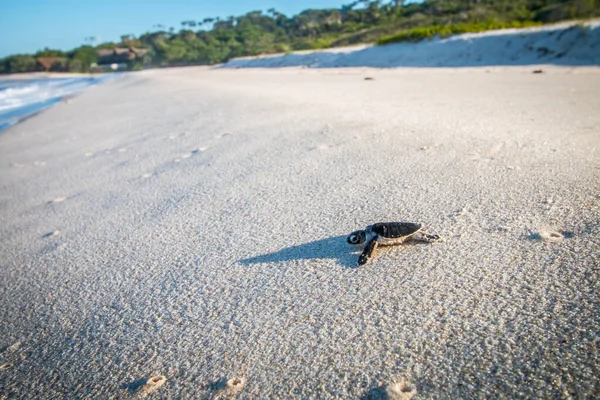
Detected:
left=0, top=363, right=12, bottom=371
left=50, top=197, right=68, bottom=204
left=139, top=376, right=167, bottom=397
left=468, top=143, right=504, bottom=162
left=225, top=377, right=246, bottom=393
left=420, top=143, right=441, bottom=153
left=215, top=133, right=232, bottom=140
left=385, top=377, right=417, bottom=400
left=180, top=147, right=209, bottom=160
left=450, top=206, right=468, bottom=218
left=1, top=341, right=21, bottom=353
left=168, top=133, right=188, bottom=140
left=43, top=230, right=61, bottom=238
left=486, top=142, right=504, bottom=158
left=468, top=153, right=495, bottom=162
left=529, top=229, right=573, bottom=242
left=213, top=377, right=246, bottom=399
left=369, top=377, right=417, bottom=400
left=310, top=144, right=336, bottom=151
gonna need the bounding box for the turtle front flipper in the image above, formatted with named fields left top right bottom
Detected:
left=358, top=236, right=378, bottom=266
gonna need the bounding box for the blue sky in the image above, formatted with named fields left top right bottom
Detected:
left=0, top=0, right=353, bottom=57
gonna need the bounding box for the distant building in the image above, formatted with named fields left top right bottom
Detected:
left=96, top=48, right=149, bottom=70
left=36, top=57, right=67, bottom=72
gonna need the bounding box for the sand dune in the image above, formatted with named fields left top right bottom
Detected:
left=224, top=20, right=600, bottom=69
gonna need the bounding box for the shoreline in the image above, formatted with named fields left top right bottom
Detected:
left=0, top=71, right=109, bottom=80
left=0, top=73, right=115, bottom=132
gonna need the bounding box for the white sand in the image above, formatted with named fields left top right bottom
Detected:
left=0, top=66, right=599, bottom=398
left=224, top=20, right=600, bottom=69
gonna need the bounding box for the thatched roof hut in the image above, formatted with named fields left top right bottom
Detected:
left=97, top=48, right=149, bottom=66
left=36, top=57, right=67, bottom=71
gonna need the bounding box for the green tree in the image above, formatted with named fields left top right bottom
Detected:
left=5, top=55, right=37, bottom=73
left=70, top=46, right=98, bottom=71
left=35, top=48, right=66, bottom=57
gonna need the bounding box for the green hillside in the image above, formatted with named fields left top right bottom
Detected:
left=1, top=0, right=598, bottom=74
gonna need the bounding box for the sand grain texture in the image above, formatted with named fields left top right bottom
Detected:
left=0, top=67, right=599, bottom=398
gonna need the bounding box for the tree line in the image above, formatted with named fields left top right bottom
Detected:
left=1, top=0, right=598, bottom=74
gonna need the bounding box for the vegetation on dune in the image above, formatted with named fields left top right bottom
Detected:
left=376, top=20, right=543, bottom=45
left=0, top=0, right=598, bottom=74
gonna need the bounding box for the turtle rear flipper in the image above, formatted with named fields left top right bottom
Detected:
left=410, top=232, right=440, bottom=242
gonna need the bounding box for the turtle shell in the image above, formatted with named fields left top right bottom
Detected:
left=370, top=222, right=422, bottom=239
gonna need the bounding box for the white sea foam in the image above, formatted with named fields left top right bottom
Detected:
left=0, top=76, right=109, bottom=130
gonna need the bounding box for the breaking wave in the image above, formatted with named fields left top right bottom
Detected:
left=0, top=75, right=111, bottom=131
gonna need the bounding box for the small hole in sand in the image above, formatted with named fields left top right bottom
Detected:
left=530, top=230, right=564, bottom=242
left=384, top=377, right=417, bottom=400
left=225, top=377, right=246, bottom=393
left=139, top=375, right=166, bottom=396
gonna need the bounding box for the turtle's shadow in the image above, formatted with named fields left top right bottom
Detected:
left=239, top=235, right=359, bottom=268
left=121, top=377, right=149, bottom=394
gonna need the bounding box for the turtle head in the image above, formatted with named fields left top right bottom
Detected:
left=347, top=230, right=366, bottom=245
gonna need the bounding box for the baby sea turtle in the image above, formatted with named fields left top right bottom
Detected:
left=347, top=222, right=440, bottom=266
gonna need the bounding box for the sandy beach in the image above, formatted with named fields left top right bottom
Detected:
left=0, top=65, right=599, bottom=398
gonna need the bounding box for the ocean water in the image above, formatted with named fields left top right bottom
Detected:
left=0, top=75, right=110, bottom=131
